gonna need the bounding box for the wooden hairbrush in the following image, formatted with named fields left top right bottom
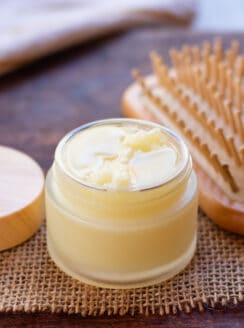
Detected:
left=122, top=39, right=244, bottom=235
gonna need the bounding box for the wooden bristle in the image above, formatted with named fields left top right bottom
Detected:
left=210, top=55, right=218, bottom=83
left=152, top=95, right=161, bottom=106
left=217, top=128, right=232, bottom=157
left=218, top=62, right=227, bottom=91
left=132, top=70, right=153, bottom=99
left=150, top=51, right=164, bottom=71
left=224, top=100, right=236, bottom=133
left=150, top=52, right=169, bottom=87
left=162, top=103, right=170, bottom=113
left=234, top=78, right=242, bottom=110
left=177, top=119, right=186, bottom=129
left=182, top=46, right=191, bottom=65
left=185, top=128, right=193, bottom=140
left=227, top=69, right=234, bottom=100
left=235, top=111, right=244, bottom=143
left=228, top=137, right=242, bottom=166
left=189, top=102, right=200, bottom=121
left=201, top=143, right=211, bottom=161
left=226, top=50, right=235, bottom=69
left=215, top=93, right=228, bottom=124
left=133, top=38, right=243, bottom=195
left=193, top=135, right=201, bottom=147
left=210, top=153, right=221, bottom=173
left=231, top=40, right=240, bottom=57
left=202, top=41, right=211, bottom=58
left=221, top=165, right=239, bottom=192
left=169, top=49, right=179, bottom=68
left=240, top=147, right=244, bottom=164
left=206, top=83, right=215, bottom=110
left=209, top=154, right=238, bottom=192
left=192, top=47, right=201, bottom=65
left=236, top=56, right=244, bottom=79
left=132, top=70, right=144, bottom=85
left=214, top=38, right=223, bottom=61
left=208, top=119, right=216, bottom=138
left=171, top=111, right=178, bottom=121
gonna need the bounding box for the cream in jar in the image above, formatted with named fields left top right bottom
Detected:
left=45, top=119, right=198, bottom=288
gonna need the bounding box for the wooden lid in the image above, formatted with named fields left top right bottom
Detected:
left=0, top=146, right=44, bottom=251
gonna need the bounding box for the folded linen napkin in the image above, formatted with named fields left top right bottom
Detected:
left=0, top=0, right=195, bottom=75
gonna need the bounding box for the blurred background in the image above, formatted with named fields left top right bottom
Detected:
left=193, top=0, right=244, bottom=30
left=1, top=0, right=243, bottom=76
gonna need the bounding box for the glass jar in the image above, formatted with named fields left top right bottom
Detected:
left=45, top=119, right=198, bottom=288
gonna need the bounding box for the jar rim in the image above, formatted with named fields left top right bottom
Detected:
left=54, top=118, right=190, bottom=192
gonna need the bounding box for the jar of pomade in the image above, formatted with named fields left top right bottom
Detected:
left=45, top=119, right=198, bottom=288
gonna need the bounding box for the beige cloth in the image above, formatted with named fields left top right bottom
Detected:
left=0, top=0, right=195, bottom=75
left=0, top=212, right=243, bottom=316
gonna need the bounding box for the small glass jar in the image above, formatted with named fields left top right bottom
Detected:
left=45, top=119, right=198, bottom=288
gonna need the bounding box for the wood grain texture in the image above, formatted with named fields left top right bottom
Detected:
left=0, top=29, right=243, bottom=326
left=0, top=146, right=44, bottom=251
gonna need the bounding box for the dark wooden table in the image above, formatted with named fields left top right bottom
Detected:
left=0, top=29, right=243, bottom=327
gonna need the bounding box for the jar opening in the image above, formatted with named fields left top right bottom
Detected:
left=55, top=119, right=190, bottom=192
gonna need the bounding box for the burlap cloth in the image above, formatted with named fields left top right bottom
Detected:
left=0, top=212, right=243, bottom=316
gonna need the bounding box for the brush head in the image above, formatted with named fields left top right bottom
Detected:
left=122, top=38, right=244, bottom=235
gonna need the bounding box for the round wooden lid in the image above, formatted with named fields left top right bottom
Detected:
left=0, top=146, right=45, bottom=251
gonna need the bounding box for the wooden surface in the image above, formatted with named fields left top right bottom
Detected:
left=0, top=306, right=244, bottom=328
left=0, top=29, right=243, bottom=327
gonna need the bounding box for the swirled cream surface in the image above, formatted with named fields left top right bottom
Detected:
left=62, top=124, right=181, bottom=190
